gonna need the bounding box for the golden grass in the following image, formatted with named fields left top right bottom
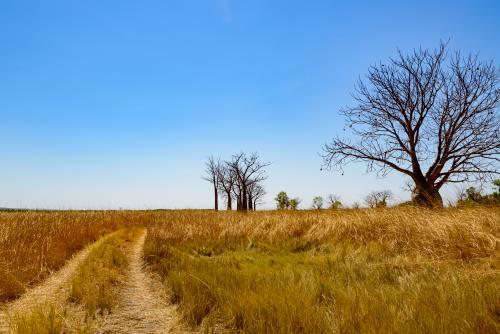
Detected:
left=9, top=304, right=64, bottom=334
left=144, top=208, right=500, bottom=333
left=2, top=208, right=499, bottom=333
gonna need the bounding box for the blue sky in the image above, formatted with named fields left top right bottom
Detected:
left=1, top=0, right=499, bottom=209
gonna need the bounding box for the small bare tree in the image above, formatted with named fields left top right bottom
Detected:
left=455, top=186, right=468, bottom=203
left=250, top=184, right=266, bottom=210
left=203, top=156, right=222, bottom=211
left=323, top=43, right=500, bottom=208
left=351, top=202, right=361, bottom=209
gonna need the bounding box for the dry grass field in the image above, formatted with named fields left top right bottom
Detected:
left=144, top=208, right=500, bottom=333
left=1, top=208, right=499, bottom=333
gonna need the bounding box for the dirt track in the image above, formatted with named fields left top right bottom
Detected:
left=0, top=232, right=112, bottom=333
left=0, top=229, right=189, bottom=333
left=98, top=229, right=187, bottom=333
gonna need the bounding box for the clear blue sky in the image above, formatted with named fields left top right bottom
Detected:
left=1, top=0, right=499, bottom=209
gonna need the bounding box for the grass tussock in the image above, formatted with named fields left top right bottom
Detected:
left=144, top=207, right=500, bottom=333
left=9, top=304, right=64, bottom=334
left=70, top=228, right=139, bottom=317
left=0, top=211, right=147, bottom=301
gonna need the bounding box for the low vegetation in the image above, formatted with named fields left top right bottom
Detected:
left=144, top=208, right=500, bottom=333
left=457, top=181, right=500, bottom=207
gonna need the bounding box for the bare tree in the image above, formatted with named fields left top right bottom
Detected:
left=247, top=181, right=263, bottom=210
left=227, top=152, right=270, bottom=211
left=323, top=43, right=500, bottom=207
left=250, top=184, right=266, bottom=210
left=217, top=165, right=236, bottom=210
left=455, top=186, right=468, bottom=203
left=364, top=193, right=378, bottom=208
left=203, top=156, right=222, bottom=211
left=364, top=190, right=393, bottom=208
left=351, top=202, right=361, bottom=209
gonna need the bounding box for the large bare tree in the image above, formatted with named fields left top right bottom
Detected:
left=323, top=43, right=500, bottom=207
left=203, top=156, right=222, bottom=211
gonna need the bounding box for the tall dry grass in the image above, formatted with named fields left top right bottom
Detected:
left=145, top=208, right=499, bottom=259
left=2, top=208, right=499, bottom=332
left=144, top=208, right=500, bottom=333
left=0, top=211, right=147, bottom=301
left=9, top=228, right=142, bottom=333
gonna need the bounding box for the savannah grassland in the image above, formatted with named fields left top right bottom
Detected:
left=1, top=208, right=499, bottom=333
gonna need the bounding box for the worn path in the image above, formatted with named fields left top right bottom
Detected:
left=97, top=229, right=188, bottom=334
left=1, top=229, right=190, bottom=333
left=0, top=232, right=113, bottom=333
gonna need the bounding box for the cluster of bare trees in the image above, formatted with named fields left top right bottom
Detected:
left=204, top=153, right=270, bottom=211
left=364, top=190, right=393, bottom=208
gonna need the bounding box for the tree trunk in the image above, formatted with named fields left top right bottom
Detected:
left=248, top=192, right=253, bottom=210
left=213, top=184, right=218, bottom=211
left=241, top=184, right=248, bottom=211
left=253, top=199, right=257, bottom=211
left=226, top=190, right=232, bottom=211
left=412, top=182, right=443, bottom=208
left=236, top=192, right=241, bottom=211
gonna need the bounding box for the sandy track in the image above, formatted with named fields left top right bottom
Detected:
left=97, top=229, right=188, bottom=334
left=0, top=232, right=113, bottom=333
left=0, top=229, right=189, bottom=333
